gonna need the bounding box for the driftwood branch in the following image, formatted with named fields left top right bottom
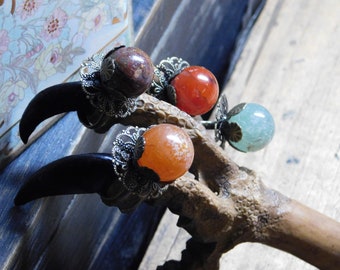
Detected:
left=15, top=83, right=340, bottom=269
left=119, top=93, right=340, bottom=269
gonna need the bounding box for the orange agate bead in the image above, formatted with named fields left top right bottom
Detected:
left=170, top=66, right=219, bottom=116
left=137, top=124, right=194, bottom=182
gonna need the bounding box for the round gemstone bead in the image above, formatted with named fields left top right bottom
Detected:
left=100, top=47, right=154, bottom=97
left=227, top=103, right=275, bottom=152
left=170, top=66, right=219, bottom=116
left=137, top=124, right=194, bottom=182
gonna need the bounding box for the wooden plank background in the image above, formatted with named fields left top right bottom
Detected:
left=141, top=0, right=340, bottom=269
left=0, top=0, right=263, bottom=269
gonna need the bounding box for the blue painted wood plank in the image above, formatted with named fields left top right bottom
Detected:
left=0, top=0, right=265, bottom=269
left=132, top=0, right=156, bottom=33
left=0, top=113, right=164, bottom=270
left=137, top=0, right=265, bottom=86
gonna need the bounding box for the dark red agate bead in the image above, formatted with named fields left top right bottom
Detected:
left=100, top=47, right=154, bottom=97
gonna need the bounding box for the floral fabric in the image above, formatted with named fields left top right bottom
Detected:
left=0, top=0, right=132, bottom=166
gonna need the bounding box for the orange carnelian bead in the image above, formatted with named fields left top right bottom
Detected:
left=171, top=66, right=219, bottom=116
left=137, top=124, right=194, bottom=182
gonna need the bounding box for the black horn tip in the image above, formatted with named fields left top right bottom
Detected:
left=19, top=81, right=88, bottom=143
left=14, top=153, right=115, bottom=205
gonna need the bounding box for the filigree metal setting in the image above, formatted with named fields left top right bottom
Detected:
left=213, top=95, right=244, bottom=148
left=80, top=53, right=137, bottom=118
left=149, top=57, right=190, bottom=101
left=111, top=126, right=168, bottom=198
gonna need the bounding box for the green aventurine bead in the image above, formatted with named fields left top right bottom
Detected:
left=227, top=103, right=275, bottom=152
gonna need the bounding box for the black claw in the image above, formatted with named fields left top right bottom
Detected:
left=14, top=153, right=116, bottom=205
left=19, top=81, right=91, bottom=143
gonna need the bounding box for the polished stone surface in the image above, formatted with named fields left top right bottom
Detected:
left=228, top=103, right=275, bottom=152
left=171, top=66, right=219, bottom=116
left=137, top=124, right=194, bottom=182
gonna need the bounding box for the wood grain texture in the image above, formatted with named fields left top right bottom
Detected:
left=0, top=0, right=261, bottom=269
left=0, top=114, right=165, bottom=270
left=136, top=0, right=263, bottom=85
left=141, top=0, right=340, bottom=269
left=219, top=1, right=340, bottom=268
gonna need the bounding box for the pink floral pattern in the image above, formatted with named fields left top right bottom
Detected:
left=42, top=7, right=68, bottom=41
left=79, top=3, right=108, bottom=34
left=18, top=0, right=43, bottom=20
left=0, top=0, right=132, bottom=165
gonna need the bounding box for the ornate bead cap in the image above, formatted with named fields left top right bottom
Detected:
left=111, top=126, right=168, bottom=199
left=80, top=51, right=138, bottom=118
left=80, top=46, right=154, bottom=119
left=149, top=57, right=190, bottom=100
left=214, top=94, right=275, bottom=152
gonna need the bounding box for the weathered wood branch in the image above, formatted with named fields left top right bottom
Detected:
left=120, top=93, right=340, bottom=269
